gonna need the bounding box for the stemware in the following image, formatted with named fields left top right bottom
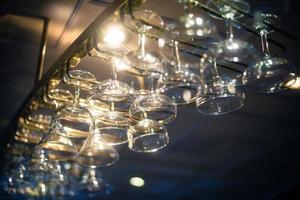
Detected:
left=242, top=13, right=296, bottom=93
left=129, top=75, right=177, bottom=124
left=127, top=119, right=169, bottom=153
left=90, top=47, right=133, bottom=103
left=207, top=0, right=258, bottom=63
left=159, top=40, right=207, bottom=105
left=128, top=75, right=175, bottom=152
left=52, top=69, right=95, bottom=139
left=76, top=130, right=119, bottom=168
left=88, top=46, right=132, bottom=146
left=34, top=123, right=78, bottom=162
left=169, top=1, right=217, bottom=41
left=124, top=9, right=165, bottom=76
left=196, top=56, right=245, bottom=115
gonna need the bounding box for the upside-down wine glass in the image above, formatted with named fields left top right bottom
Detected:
left=124, top=9, right=165, bottom=76
left=159, top=40, right=207, bottom=105
left=173, top=0, right=217, bottom=41
left=242, top=13, right=296, bottom=93
left=88, top=56, right=132, bottom=145
left=53, top=69, right=96, bottom=139
left=196, top=55, right=245, bottom=115
left=207, top=0, right=258, bottom=63
left=128, top=75, right=176, bottom=152
left=76, top=129, right=120, bottom=168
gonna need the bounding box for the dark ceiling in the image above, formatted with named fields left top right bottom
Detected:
left=0, top=0, right=300, bottom=199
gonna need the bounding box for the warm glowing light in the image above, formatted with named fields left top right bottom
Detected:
left=287, top=77, right=300, bottom=89
left=113, top=58, right=130, bottom=71
left=129, top=177, right=145, bottom=187
left=158, top=38, right=165, bottom=48
left=103, top=25, right=125, bottom=46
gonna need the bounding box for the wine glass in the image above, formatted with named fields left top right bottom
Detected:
left=90, top=46, right=133, bottom=103
left=196, top=56, right=245, bottom=115
left=159, top=40, right=207, bottom=105
left=93, top=110, right=131, bottom=146
left=168, top=1, right=217, bottom=41
left=88, top=45, right=133, bottom=146
left=129, top=75, right=177, bottom=124
left=124, top=9, right=165, bottom=76
left=207, top=0, right=258, bottom=63
left=52, top=69, right=95, bottom=139
left=76, top=130, right=119, bottom=168
left=128, top=76, right=174, bottom=152
left=34, top=123, right=78, bottom=162
left=127, top=118, right=169, bottom=153
left=207, top=0, right=250, bottom=20
left=242, top=13, right=296, bottom=93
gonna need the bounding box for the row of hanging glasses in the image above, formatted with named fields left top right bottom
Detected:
left=1, top=0, right=297, bottom=198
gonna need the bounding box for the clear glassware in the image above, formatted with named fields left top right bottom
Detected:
left=127, top=119, right=169, bottom=153
left=34, top=123, right=78, bottom=162
left=94, top=109, right=131, bottom=146
left=124, top=9, right=165, bottom=76
left=89, top=46, right=133, bottom=103
left=128, top=76, right=173, bottom=152
left=159, top=40, right=207, bottom=105
left=206, top=0, right=250, bottom=20
left=167, top=1, right=217, bottom=41
left=196, top=57, right=245, bottom=115
left=242, top=14, right=296, bottom=93
left=88, top=46, right=133, bottom=146
left=207, top=0, right=258, bottom=63
left=53, top=70, right=95, bottom=139
left=129, top=75, right=177, bottom=124
left=76, top=130, right=119, bottom=168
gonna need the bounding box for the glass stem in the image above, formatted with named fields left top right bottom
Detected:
left=148, top=75, right=155, bottom=94
left=213, top=57, right=221, bottom=80
left=74, top=81, right=81, bottom=105
left=138, top=27, right=146, bottom=58
left=174, top=40, right=182, bottom=71
left=109, top=102, right=115, bottom=112
left=260, top=31, right=270, bottom=57
left=111, top=64, right=117, bottom=81
left=226, top=21, right=234, bottom=39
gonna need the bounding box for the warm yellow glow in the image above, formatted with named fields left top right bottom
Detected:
left=103, top=25, right=125, bottom=46
left=129, top=177, right=145, bottom=187
left=113, top=58, right=130, bottom=71
left=158, top=38, right=165, bottom=48
left=288, top=77, right=300, bottom=89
